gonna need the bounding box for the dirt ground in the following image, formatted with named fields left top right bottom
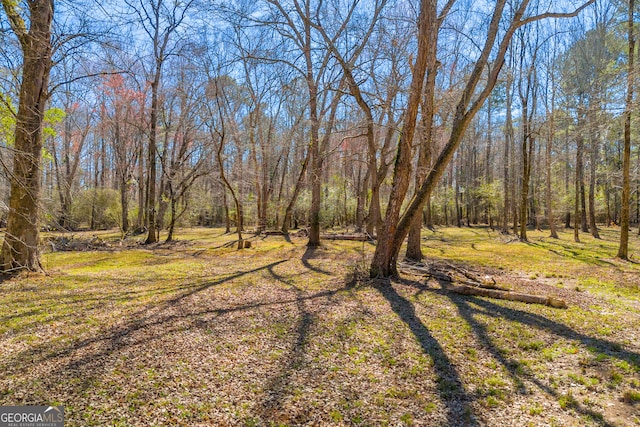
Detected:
left=0, top=227, right=639, bottom=426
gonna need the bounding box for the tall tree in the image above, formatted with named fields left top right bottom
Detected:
left=124, top=0, right=196, bottom=244
left=1, top=0, right=54, bottom=272
left=517, top=25, right=540, bottom=242
left=369, top=0, right=436, bottom=276
left=405, top=0, right=453, bottom=260
left=543, top=36, right=559, bottom=239
left=51, top=94, right=91, bottom=230
left=370, top=0, right=595, bottom=277
left=311, top=0, right=388, bottom=238
left=618, top=0, right=634, bottom=259
left=252, top=0, right=361, bottom=246
left=574, top=130, right=584, bottom=242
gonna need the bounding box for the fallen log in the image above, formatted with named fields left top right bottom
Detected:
left=320, top=233, right=373, bottom=241
left=400, top=262, right=510, bottom=291
left=399, top=261, right=567, bottom=309
left=442, top=282, right=567, bottom=308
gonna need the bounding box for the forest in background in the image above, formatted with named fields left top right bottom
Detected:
left=1, top=0, right=639, bottom=274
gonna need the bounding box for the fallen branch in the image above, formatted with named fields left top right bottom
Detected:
left=320, top=233, right=374, bottom=241
left=399, top=261, right=567, bottom=309
left=400, top=262, right=509, bottom=291
left=442, top=282, right=567, bottom=308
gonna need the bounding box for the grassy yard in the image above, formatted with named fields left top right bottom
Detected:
left=0, top=226, right=639, bottom=426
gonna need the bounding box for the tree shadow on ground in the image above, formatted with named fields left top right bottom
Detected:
left=301, top=247, right=333, bottom=275
left=2, top=261, right=287, bottom=380
left=406, top=274, right=639, bottom=426
left=525, top=240, right=616, bottom=267
left=258, top=264, right=315, bottom=421
left=2, top=259, right=360, bottom=420
left=374, top=278, right=479, bottom=426
left=256, top=264, right=360, bottom=420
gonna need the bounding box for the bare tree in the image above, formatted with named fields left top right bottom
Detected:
left=405, top=1, right=454, bottom=260
left=618, top=0, right=634, bottom=259
left=370, top=0, right=595, bottom=277
left=1, top=0, right=55, bottom=272
left=50, top=93, right=92, bottom=230
left=161, top=62, right=210, bottom=241
left=543, top=34, right=559, bottom=239
left=99, top=74, right=146, bottom=233
left=517, top=25, right=541, bottom=242
left=123, top=0, right=196, bottom=244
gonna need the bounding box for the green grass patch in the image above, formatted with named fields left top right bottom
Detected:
left=0, top=226, right=639, bottom=426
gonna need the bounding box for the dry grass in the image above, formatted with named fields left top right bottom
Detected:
left=0, top=226, right=639, bottom=426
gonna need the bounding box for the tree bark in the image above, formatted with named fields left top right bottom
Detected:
left=222, top=181, right=231, bottom=233
left=370, top=0, right=594, bottom=276
left=618, top=0, right=634, bottom=259
left=574, top=134, right=584, bottom=242
left=545, top=112, right=558, bottom=238
left=282, top=150, right=310, bottom=234
left=371, top=0, right=518, bottom=277
left=406, top=44, right=438, bottom=261
left=137, top=139, right=145, bottom=230
left=579, top=130, right=588, bottom=233
left=519, top=93, right=532, bottom=241
left=145, top=72, right=160, bottom=244
left=1, top=0, right=54, bottom=272
left=502, top=71, right=514, bottom=233
left=564, top=127, right=571, bottom=228
left=370, top=0, right=437, bottom=277
left=588, top=126, right=600, bottom=238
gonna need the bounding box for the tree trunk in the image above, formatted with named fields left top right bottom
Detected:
left=365, top=103, right=398, bottom=236
left=121, top=175, right=129, bottom=233
left=509, top=74, right=519, bottom=236
left=564, top=127, right=571, bottom=228
left=222, top=181, right=231, bottom=233
left=370, top=0, right=572, bottom=277
left=145, top=73, right=160, bottom=244
left=588, top=129, right=600, bottom=238
left=545, top=113, right=558, bottom=238
left=517, top=33, right=538, bottom=242
left=166, top=185, right=176, bottom=242
left=579, top=137, right=588, bottom=233
left=1, top=0, right=54, bottom=272
left=574, top=134, right=584, bottom=242
left=354, top=160, right=366, bottom=232
left=455, top=153, right=462, bottom=228
left=370, top=0, right=436, bottom=277
left=307, top=90, right=322, bottom=246
left=619, top=0, right=634, bottom=259
left=637, top=143, right=640, bottom=235
left=519, top=97, right=531, bottom=242
left=217, top=146, right=243, bottom=248
left=90, top=135, right=101, bottom=230
left=282, top=150, right=310, bottom=234
left=307, top=77, right=344, bottom=245
left=502, top=72, right=514, bottom=233
left=137, top=140, right=145, bottom=230
left=406, top=39, right=438, bottom=261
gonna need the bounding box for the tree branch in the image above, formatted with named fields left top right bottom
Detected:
left=1, top=0, right=28, bottom=50
left=518, top=0, right=595, bottom=28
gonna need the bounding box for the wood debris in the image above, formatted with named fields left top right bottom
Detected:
left=400, top=261, right=567, bottom=309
